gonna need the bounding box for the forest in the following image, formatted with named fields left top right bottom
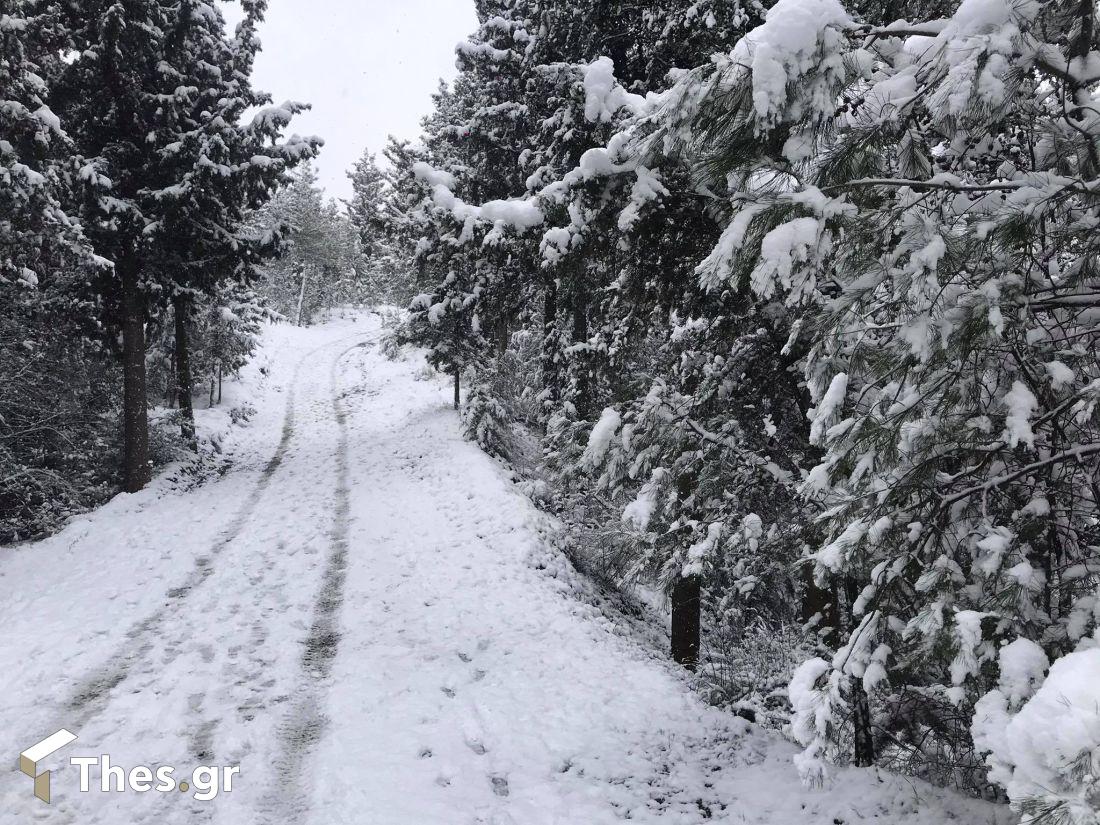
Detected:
left=3, top=0, right=1100, bottom=822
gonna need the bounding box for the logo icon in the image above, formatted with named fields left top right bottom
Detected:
left=20, top=730, right=77, bottom=803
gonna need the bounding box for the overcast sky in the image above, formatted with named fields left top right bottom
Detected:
left=220, top=0, right=478, bottom=203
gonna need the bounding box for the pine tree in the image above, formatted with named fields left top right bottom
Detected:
left=51, top=0, right=318, bottom=482
left=193, top=282, right=273, bottom=407
left=0, top=1, right=89, bottom=289
left=347, top=147, right=416, bottom=304
left=49, top=0, right=172, bottom=491
left=640, top=0, right=1100, bottom=785
left=148, top=0, right=320, bottom=445
left=286, top=0, right=1100, bottom=804
left=347, top=148, right=387, bottom=259
left=254, top=163, right=364, bottom=324
left=789, top=0, right=1100, bottom=784
left=396, top=0, right=813, bottom=671
left=0, top=4, right=126, bottom=540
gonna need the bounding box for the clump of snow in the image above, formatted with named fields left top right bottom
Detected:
left=812, top=517, right=867, bottom=578
left=581, top=407, right=621, bottom=471
left=997, top=638, right=1050, bottom=707
left=682, top=522, right=723, bottom=577
left=583, top=57, right=648, bottom=123
left=751, top=216, right=823, bottom=302
left=731, top=0, right=853, bottom=126
left=901, top=314, right=935, bottom=362
left=788, top=657, right=835, bottom=785
left=412, top=161, right=457, bottom=190
left=33, top=104, right=63, bottom=135
left=696, top=204, right=766, bottom=291
left=808, top=372, right=848, bottom=446
left=1003, top=380, right=1038, bottom=449
left=1045, top=361, right=1074, bottom=391
left=413, top=161, right=545, bottom=233
left=456, top=39, right=513, bottom=63
left=861, top=642, right=892, bottom=693
left=973, top=636, right=1100, bottom=824
left=945, top=0, right=1040, bottom=39
left=950, top=610, right=987, bottom=686
left=762, top=414, right=778, bottom=437
left=618, top=167, right=668, bottom=232
left=976, top=525, right=1014, bottom=576
left=249, top=102, right=304, bottom=132
left=741, top=513, right=764, bottom=548
left=622, top=468, right=666, bottom=531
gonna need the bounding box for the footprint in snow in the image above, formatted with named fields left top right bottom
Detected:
left=464, top=737, right=487, bottom=756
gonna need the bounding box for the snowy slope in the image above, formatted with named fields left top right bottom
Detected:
left=0, top=312, right=1012, bottom=824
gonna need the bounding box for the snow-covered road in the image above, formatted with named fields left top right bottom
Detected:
left=0, top=313, right=1008, bottom=825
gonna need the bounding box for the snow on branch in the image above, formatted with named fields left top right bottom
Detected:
left=411, top=161, right=545, bottom=235
left=582, top=57, right=649, bottom=123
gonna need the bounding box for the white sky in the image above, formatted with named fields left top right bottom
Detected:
left=220, top=0, right=477, bottom=204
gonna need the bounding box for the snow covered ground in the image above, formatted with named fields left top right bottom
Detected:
left=0, top=312, right=1012, bottom=824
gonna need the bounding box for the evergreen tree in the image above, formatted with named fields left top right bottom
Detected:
left=397, top=0, right=795, bottom=670
left=48, top=0, right=170, bottom=491
left=347, top=148, right=387, bottom=258
left=253, top=163, right=364, bottom=324
left=347, top=147, right=415, bottom=304
left=150, top=0, right=320, bottom=445
left=1, top=3, right=120, bottom=541
left=0, top=1, right=89, bottom=289
left=51, top=0, right=318, bottom=482
left=193, top=282, right=273, bottom=407
left=399, top=79, right=498, bottom=405
left=633, top=0, right=1100, bottom=789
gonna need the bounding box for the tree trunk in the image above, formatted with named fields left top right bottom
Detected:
left=495, top=315, right=509, bottom=359
left=166, top=351, right=177, bottom=407
left=671, top=575, right=701, bottom=669
left=571, top=283, right=590, bottom=419
left=801, top=567, right=840, bottom=647
left=541, top=277, right=559, bottom=405
left=453, top=367, right=461, bottom=410
left=120, top=260, right=151, bottom=492
left=843, top=575, right=875, bottom=766
left=173, top=293, right=197, bottom=450
left=851, top=676, right=875, bottom=766
left=571, top=294, right=588, bottom=342
left=295, top=266, right=309, bottom=327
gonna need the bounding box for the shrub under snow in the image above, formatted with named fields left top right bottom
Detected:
left=973, top=635, right=1100, bottom=824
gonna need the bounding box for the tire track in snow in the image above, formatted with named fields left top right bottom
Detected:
left=263, top=339, right=366, bottom=823
left=116, top=333, right=377, bottom=825
left=15, top=331, right=376, bottom=825
left=0, top=339, right=311, bottom=821
left=61, top=335, right=365, bottom=732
